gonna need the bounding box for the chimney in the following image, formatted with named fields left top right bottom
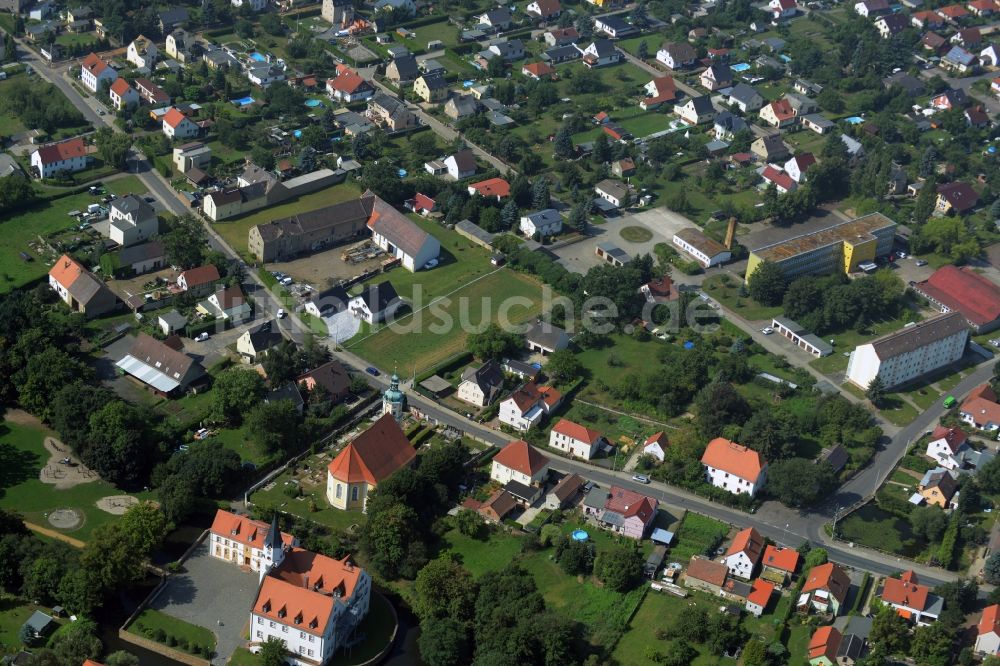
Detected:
left=304, top=574, right=309, bottom=589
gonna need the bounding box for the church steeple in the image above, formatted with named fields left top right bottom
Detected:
left=382, top=369, right=405, bottom=421
left=260, top=513, right=285, bottom=582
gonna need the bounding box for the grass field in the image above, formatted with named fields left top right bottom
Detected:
left=702, top=275, right=782, bottom=322
left=105, top=175, right=149, bottom=197
left=837, top=504, right=917, bottom=556
left=214, top=182, right=363, bottom=257
left=251, top=466, right=368, bottom=535
left=0, top=595, right=61, bottom=656
left=0, top=419, right=147, bottom=541
left=669, top=513, right=730, bottom=563
left=128, top=608, right=216, bottom=654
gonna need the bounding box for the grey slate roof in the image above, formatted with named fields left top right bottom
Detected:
left=869, top=312, right=967, bottom=360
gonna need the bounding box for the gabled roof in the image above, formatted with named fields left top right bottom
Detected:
left=930, top=425, right=968, bottom=453
left=552, top=418, right=603, bottom=445
left=367, top=194, right=434, bottom=259
left=761, top=545, right=800, bottom=573
left=920, top=267, right=1000, bottom=326
left=939, top=3, right=969, bottom=16
left=802, top=562, right=850, bottom=604
left=353, top=281, right=399, bottom=313
left=660, top=41, right=697, bottom=61
left=726, top=526, right=764, bottom=563
left=747, top=578, right=774, bottom=607
left=179, top=264, right=220, bottom=288
left=877, top=13, right=909, bottom=31
left=523, top=61, right=556, bottom=78
left=81, top=52, right=111, bottom=76
left=766, top=98, right=795, bottom=121
left=327, top=413, right=415, bottom=484
left=163, top=107, right=190, bottom=129
left=644, top=431, right=669, bottom=449
left=549, top=473, right=584, bottom=502
left=244, top=319, right=284, bottom=353
left=919, top=467, right=957, bottom=499
left=469, top=178, right=510, bottom=198
left=868, top=311, right=967, bottom=361
left=961, top=384, right=1000, bottom=425
left=530, top=0, right=561, bottom=14
left=701, top=438, right=766, bottom=481
left=809, top=626, right=842, bottom=663
left=48, top=253, right=112, bottom=306
left=329, top=70, right=373, bottom=94
left=119, top=333, right=201, bottom=390
left=882, top=570, right=931, bottom=610
left=461, top=359, right=504, bottom=400
left=979, top=604, right=1000, bottom=637
left=210, top=509, right=295, bottom=550
left=446, top=148, right=477, bottom=172
left=604, top=485, right=656, bottom=521
left=686, top=557, right=728, bottom=586
left=298, top=359, right=351, bottom=399
left=34, top=137, right=87, bottom=165
left=788, top=152, right=816, bottom=173
left=109, top=78, right=134, bottom=96
left=936, top=181, right=979, bottom=212
left=493, top=439, right=550, bottom=476
left=762, top=165, right=796, bottom=191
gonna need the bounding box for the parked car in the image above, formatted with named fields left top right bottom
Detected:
left=761, top=327, right=774, bottom=335
left=277, top=308, right=286, bottom=319
left=365, top=367, right=380, bottom=377
left=424, top=258, right=439, bottom=270
left=915, top=259, right=928, bottom=266
left=194, top=332, right=210, bottom=341
left=632, top=474, right=650, bottom=484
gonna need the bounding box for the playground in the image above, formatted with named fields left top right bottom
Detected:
left=39, top=436, right=98, bottom=490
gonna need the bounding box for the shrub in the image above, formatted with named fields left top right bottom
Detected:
left=166, top=635, right=177, bottom=647
left=153, top=628, right=166, bottom=642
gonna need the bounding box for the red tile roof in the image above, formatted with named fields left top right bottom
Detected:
left=979, top=604, right=1000, bottom=636
left=644, top=431, right=669, bottom=448
left=930, top=425, right=968, bottom=453
left=882, top=570, right=931, bottom=610
left=412, top=192, right=436, bottom=212
left=701, top=437, right=766, bottom=482
left=493, top=439, right=550, bottom=476
left=469, top=177, right=510, bottom=198
left=209, top=509, right=295, bottom=550
left=940, top=3, right=969, bottom=16
left=789, top=152, right=816, bottom=173
left=747, top=578, right=774, bottom=607
left=726, top=526, right=764, bottom=563
left=762, top=165, right=796, bottom=191
left=327, top=413, right=416, bottom=484
left=48, top=253, right=85, bottom=289
left=913, top=10, right=945, bottom=23
left=329, top=70, right=371, bottom=94
left=768, top=98, right=795, bottom=121
left=179, top=264, right=221, bottom=288
left=802, top=562, right=850, bottom=604
left=109, top=78, right=133, bottom=96
left=761, top=545, right=800, bottom=573
left=522, top=62, right=556, bottom=78
left=962, top=383, right=1000, bottom=425
left=604, top=485, right=657, bottom=521
left=552, top=418, right=603, bottom=444
left=163, top=107, right=190, bottom=129
left=917, top=265, right=1000, bottom=326
left=507, top=381, right=561, bottom=413
left=35, top=138, right=87, bottom=165
left=82, top=52, right=110, bottom=76
left=686, top=557, right=728, bottom=587
left=809, top=626, right=842, bottom=662
left=644, top=276, right=677, bottom=300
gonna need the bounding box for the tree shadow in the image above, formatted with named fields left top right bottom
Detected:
left=0, top=439, right=42, bottom=499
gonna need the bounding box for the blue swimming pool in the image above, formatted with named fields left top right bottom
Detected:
left=463, top=80, right=475, bottom=88
left=305, top=99, right=323, bottom=108
left=571, top=530, right=589, bottom=542
left=397, top=168, right=408, bottom=178
left=293, top=129, right=303, bottom=138
left=731, top=62, right=751, bottom=72
left=231, top=96, right=255, bottom=106
left=250, top=52, right=266, bottom=62
left=844, top=116, right=864, bottom=125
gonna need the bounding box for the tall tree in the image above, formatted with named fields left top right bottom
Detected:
left=747, top=261, right=787, bottom=306
left=211, top=368, right=266, bottom=425
left=531, top=177, right=550, bottom=209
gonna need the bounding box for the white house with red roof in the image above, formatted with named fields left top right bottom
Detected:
left=326, top=414, right=416, bottom=510
left=30, top=137, right=90, bottom=179
left=327, top=67, right=375, bottom=102
left=799, top=562, right=850, bottom=615
left=499, top=382, right=562, bottom=430
left=587, top=485, right=658, bottom=539
left=640, top=76, right=677, bottom=110
left=177, top=264, right=221, bottom=296
left=925, top=425, right=971, bottom=470
left=746, top=579, right=775, bottom=617
left=723, top=527, right=764, bottom=579
left=490, top=439, right=551, bottom=486
left=701, top=437, right=767, bottom=496
left=80, top=52, right=117, bottom=93
left=162, top=107, right=199, bottom=139
left=642, top=432, right=669, bottom=461
left=209, top=509, right=298, bottom=572
left=549, top=419, right=606, bottom=460
left=785, top=153, right=816, bottom=183
left=468, top=177, right=511, bottom=201
left=961, top=384, right=1000, bottom=433
left=251, top=546, right=371, bottom=665
left=880, top=570, right=942, bottom=625
left=761, top=165, right=797, bottom=194
left=760, top=545, right=800, bottom=586
left=769, top=0, right=796, bottom=18
left=760, top=98, right=796, bottom=128
left=976, top=604, right=1000, bottom=655
left=109, top=78, right=139, bottom=110
left=367, top=194, right=440, bottom=271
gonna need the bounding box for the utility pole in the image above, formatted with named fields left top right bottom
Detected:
left=832, top=505, right=842, bottom=538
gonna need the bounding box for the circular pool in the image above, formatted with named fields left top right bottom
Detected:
left=571, top=529, right=589, bottom=542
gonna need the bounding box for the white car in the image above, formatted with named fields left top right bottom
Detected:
left=194, top=332, right=210, bottom=341
left=423, top=258, right=439, bottom=270
left=277, top=308, right=286, bottom=319
left=761, top=327, right=774, bottom=335
left=280, top=277, right=293, bottom=286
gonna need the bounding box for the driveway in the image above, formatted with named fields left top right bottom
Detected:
left=149, top=541, right=260, bottom=664
left=324, top=309, right=361, bottom=343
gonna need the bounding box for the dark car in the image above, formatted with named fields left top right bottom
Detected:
left=365, top=367, right=380, bottom=377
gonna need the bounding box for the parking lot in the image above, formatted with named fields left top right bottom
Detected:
left=266, top=240, right=385, bottom=290
left=149, top=540, right=259, bottom=664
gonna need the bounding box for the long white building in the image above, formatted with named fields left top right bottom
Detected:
left=845, top=312, right=968, bottom=390
left=209, top=509, right=298, bottom=573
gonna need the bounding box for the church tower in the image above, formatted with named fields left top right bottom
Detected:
left=259, top=513, right=285, bottom=581
left=382, top=373, right=405, bottom=421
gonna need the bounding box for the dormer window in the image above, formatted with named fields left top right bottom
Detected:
left=277, top=606, right=287, bottom=619
left=262, top=601, right=271, bottom=613
left=309, top=618, right=318, bottom=629
left=294, top=612, right=303, bottom=625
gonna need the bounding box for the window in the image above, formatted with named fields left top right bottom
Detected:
left=270, top=621, right=276, bottom=628
left=309, top=635, right=314, bottom=643
left=300, top=632, right=306, bottom=639
left=336, top=484, right=342, bottom=499
left=256, top=630, right=262, bottom=638
left=282, top=626, right=288, bottom=633
left=308, top=649, right=314, bottom=657
left=351, top=486, right=359, bottom=501
left=257, top=617, right=262, bottom=624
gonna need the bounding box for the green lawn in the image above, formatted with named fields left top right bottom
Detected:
left=439, top=528, right=525, bottom=577
left=328, top=592, right=398, bottom=666
left=128, top=608, right=216, bottom=655
left=837, top=504, right=918, bottom=557
left=105, top=175, right=148, bottom=197
left=214, top=182, right=362, bottom=257
left=251, top=461, right=367, bottom=534
left=0, top=595, right=62, bottom=656
left=786, top=623, right=812, bottom=666
left=55, top=32, right=99, bottom=48
left=0, top=420, right=148, bottom=541
left=228, top=648, right=259, bottom=665
left=877, top=396, right=921, bottom=428
left=669, top=513, right=730, bottom=563
left=702, top=275, right=782, bottom=322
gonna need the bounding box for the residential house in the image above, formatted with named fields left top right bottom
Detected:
left=468, top=177, right=510, bottom=200
left=728, top=83, right=766, bottom=113
left=800, top=562, right=850, bottom=615
left=918, top=467, right=958, bottom=509
left=108, top=195, right=157, bottom=248
left=840, top=134, right=866, bottom=163
left=760, top=98, right=797, bottom=128
left=498, top=382, right=562, bottom=430
left=248, top=64, right=286, bottom=89
left=926, top=426, right=971, bottom=470
left=785, top=153, right=816, bottom=183
left=969, top=0, right=998, bottom=15
left=612, top=158, right=636, bottom=178
left=880, top=571, right=943, bottom=624
left=414, top=73, right=449, bottom=102
left=48, top=254, right=118, bottom=318
left=714, top=111, right=748, bottom=140
left=126, top=35, right=157, bottom=69
left=158, top=7, right=190, bottom=32
left=544, top=27, right=579, bottom=47
left=236, top=320, right=284, bottom=362
left=298, top=360, right=351, bottom=404
left=135, top=78, right=171, bottom=105
left=522, top=61, right=556, bottom=80
left=249, top=196, right=373, bottom=262
left=684, top=557, right=729, bottom=595
left=322, top=0, right=355, bottom=24
left=519, top=209, right=562, bottom=237
left=545, top=473, right=584, bottom=510
left=162, top=107, right=199, bottom=140
left=967, top=105, right=991, bottom=128
left=875, top=14, right=909, bottom=38
left=490, top=439, right=551, bottom=486
left=751, top=134, right=791, bottom=161
left=912, top=9, right=946, bottom=27
left=953, top=27, right=982, bottom=48
left=209, top=510, right=297, bottom=572
left=589, top=486, right=658, bottom=539
left=482, top=39, right=525, bottom=62
left=109, top=78, right=139, bottom=110
left=250, top=548, right=371, bottom=666
left=657, top=42, right=697, bottom=69
left=444, top=149, right=477, bottom=180
left=197, top=285, right=252, bottom=323
left=595, top=15, right=636, bottom=38
left=672, top=227, right=731, bottom=267
left=367, top=93, right=417, bottom=131
left=347, top=282, right=402, bottom=324
left=405, top=192, right=436, bottom=215
left=20, top=612, right=56, bottom=644
left=936, top=181, right=979, bottom=214
left=675, top=95, right=716, bottom=125
left=961, top=384, right=1000, bottom=432
left=545, top=44, right=582, bottom=64
left=977, top=604, right=1000, bottom=655
left=326, top=414, right=416, bottom=510
left=760, top=545, right=800, bottom=587
left=884, top=71, right=926, bottom=97
left=117, top=241, right=166, bottom=276
left=525, top=320, right=570, bottom=354
left=368, top=196, right=441, bottom=271
left=549, top=419, right=606, bottom=460
left=809, top=626, right=843, bottom=666
left=30, top=137, right=89, bottom=179
left=769, top=0, right=797, bottom=18
left=846, top=312, right=969, bottom=390
left=173, top=142, right=211, bottom=172
left=527, top=0, right=562, bottom=19
left=327, top=68, right=376, bottom=102
left=931, top=88, right=968, bottom=110
left=177, top=264, right=220, bottom=296
left=578, top=39, right=621, bottom=67
left=165, top=29, right=191, bottom=62
left=747, top=579, right=775, bottom=617
left=701, top=63, right=733, bottom=91
left=854, top=0, right=890, bottom=17
left=762, top=166, right=797, bottom=194
left=116, top=333, right=205, bottom=396
left=475, top=489, right=517, bottom=522
left=642, top=432, right=669, bottom=461
left=304, top=286, right=349, bottom=318
left=80, top=52, right=116, bottom=93
left=701, top=437, right=767, bottom=496
left=723, top=527, right=764, bottom=580
left=786, top=92, right=818, bottom=116
left=641, top=76, right=677, bottom=109
left=943, top=45, right=976, bottom=72
left=444, top=94, right=480, bottom=120
left=476, top=7, right=513, bottom=30
left=458, top=359, right=505, bottom=407
left=385, top=55, right=419, bottom=84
